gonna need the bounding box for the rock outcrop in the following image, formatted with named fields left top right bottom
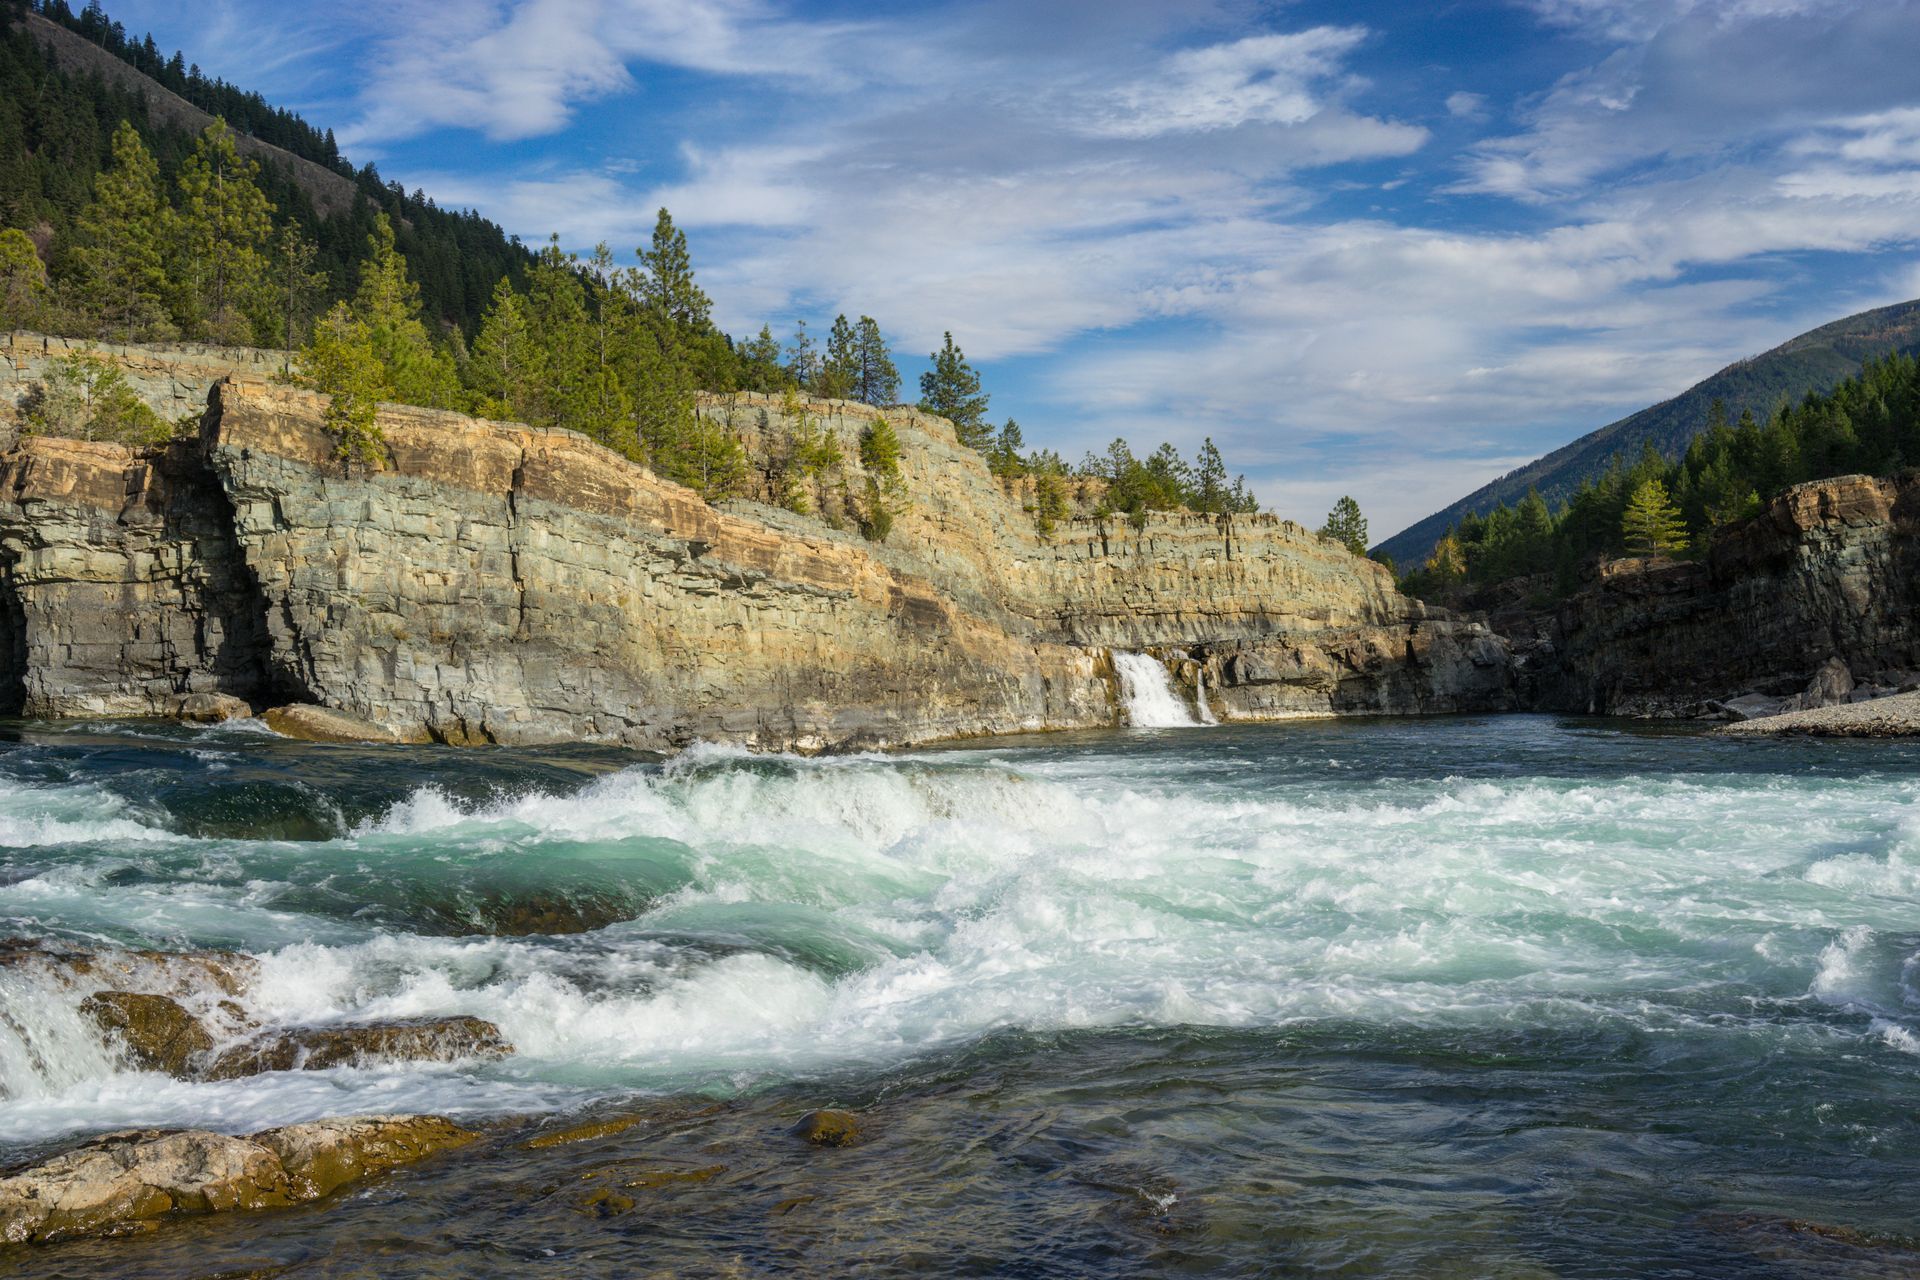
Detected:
left=1517, top=474, right=1920, bottom=716
left=0, top=1115, right=475, bottom=1244
left=0, top=344, right=1514, bottom=748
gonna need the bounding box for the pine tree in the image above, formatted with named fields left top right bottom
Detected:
left=857, top=414, right=906, bottom=541
left=918, top=331, right=989, bottom=448
left=637, top=207, right=711, bottom=332
left=523, top=236, right=591, bottom=431
left=300, top=301, right=390, bottom=463
left=351, top=213, right=459, bottom=409
left=469, top=277, right=540, bottom=421
left=576, top=242, right=636, bottom=454
left=738, top=324, right=787, bottom=392
left=786, top=320, right=821, bottom=391
left=0, top=229, right=50, bottom=332
left=272, top=222, right=325, bottom=372
left=173, top=120, right=274, bottom=343
left=1621, top=477, right=1687, bottom=555
left=819, top=314, right=857, bottom=400
left=988, top=418, right=1027, bottom=477
left=72, top=122, right=171, bottom=341
left=852, top=315, right=898, bottom=406
left=1190, top=438, right=1231, bottom=514
left=1318, top=496, right=1368, bottom=556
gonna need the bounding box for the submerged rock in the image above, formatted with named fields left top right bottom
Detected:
left=251, top=1115, right=478, bottom=1201
left=79, top=992, right=213, bottom=1078
left=792, top=1110, right=861, bottom=1148
left=0, top=1115, right=476, bottom=1245
left=204, top=1016, right=512, bottom=1080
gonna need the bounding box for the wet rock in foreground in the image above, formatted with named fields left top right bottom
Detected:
left=0, top=1116, right=475, bottom=1245
left=792, top=1109, right=862, bottom=1148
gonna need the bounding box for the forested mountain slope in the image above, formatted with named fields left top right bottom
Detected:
left=1376, top=298, right=1920, bottom=566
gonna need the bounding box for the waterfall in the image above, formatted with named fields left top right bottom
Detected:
left=1113, top=652, right=1201, bottom=728
left=1195, top=666, right=1220, bottom=725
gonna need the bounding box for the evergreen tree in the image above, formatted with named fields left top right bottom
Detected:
left=636, top=207, right=711, bottom=332
left=0, top=228, right=50, bottom=332
left=468, top=276, right=540, bottom=421
left=852, top=315, right=898, bottom=406
left=1621, top=477, right=1687, bottom=555
left=1189, top=438, right=1231, bottom=514
left=71, top=122, right=171, bottom=341
left=785, top=320, right=821, bottom=391
left=1318, top=496, right=1368, bottom=556
left=271, top=221, right=325, bottom=371
left=819, top=314, right=857, bottom=400
left=522, top=236, right=591, bottom=431
left=737, top=324, right=787, bottom=393
left=301, top=300, right=390, bottom=464
left=918, top=331, right=989, bottom=448
left=987, top=418, right=1027, bottom=478
left=173, top=120, right=274, bottom=343
left=857, top=413, right=906, bottom=541
left=351, top=213, right=459, bottom=409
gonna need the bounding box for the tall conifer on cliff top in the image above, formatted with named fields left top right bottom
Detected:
left=918, top=331, right=990, bottom=449
left=74, top=122, right=171, bottom=342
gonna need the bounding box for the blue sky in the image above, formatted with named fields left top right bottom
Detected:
left=108, top=0, right=1920, bottom=539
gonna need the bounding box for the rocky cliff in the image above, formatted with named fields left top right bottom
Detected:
left=1516, top=473, right=1920, bottom=716
left=0, top=347, right=1513, bottom=749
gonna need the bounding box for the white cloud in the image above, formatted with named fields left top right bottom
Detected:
left=1086, top=28, right=1371, bottom=138
left=320, top=0, right=1920, bottom=537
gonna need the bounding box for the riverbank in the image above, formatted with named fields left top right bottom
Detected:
left=1713, top=688, right=1920, bottom=737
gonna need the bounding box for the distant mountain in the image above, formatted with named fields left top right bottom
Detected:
left=1374, top=298, right=1920, bottom=567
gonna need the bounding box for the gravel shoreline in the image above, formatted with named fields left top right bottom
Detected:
left=1713, top=690, right=1920, bottom=738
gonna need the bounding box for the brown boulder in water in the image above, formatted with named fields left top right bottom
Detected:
left=792, top=1109, right=861, bottom=1147
left=204, top=1016, right=512, bottom=1080
left=79, top=992, right=214, bottom=1078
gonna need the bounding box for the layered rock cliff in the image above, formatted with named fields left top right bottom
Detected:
left=0, top=350, right=1513, bottom=749
left=1516, top=473, right=1920, bottom=715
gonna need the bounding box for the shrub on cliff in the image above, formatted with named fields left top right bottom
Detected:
left=20, top=350, right=170, bottom=445
left=858, top=415, right=907, bottom=541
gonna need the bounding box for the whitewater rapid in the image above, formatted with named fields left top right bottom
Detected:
left=2, top=718, right=1919, bottom=1152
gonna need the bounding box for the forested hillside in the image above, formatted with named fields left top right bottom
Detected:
left=0, top=0, right=1264, bottom=536
left=1398, top=352, right=1920, bottom=601
left=1376, top=298, right=1920, bottom=566
left=0, top=0, right=529, bottom=332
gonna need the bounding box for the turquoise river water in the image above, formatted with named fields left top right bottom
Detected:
left=1, top=713, right=1918, bottom=1277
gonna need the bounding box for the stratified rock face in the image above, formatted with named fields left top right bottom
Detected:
left=1521, top=474, right=1920, bottom=715
left=0, top=434, right=271, bottom=718
left=0, top=355, right=1514, bottom=748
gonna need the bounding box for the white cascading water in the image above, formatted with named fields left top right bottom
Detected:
left=1113, top=652, right=1201, bottom=728
left=1195, top=666, right=1220, bottom=725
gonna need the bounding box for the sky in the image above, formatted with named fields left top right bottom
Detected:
left=104, top=0, right=1920, bottom=540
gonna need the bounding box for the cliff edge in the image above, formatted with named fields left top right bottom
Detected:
left=0, top=350, right=1512, bottom=749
